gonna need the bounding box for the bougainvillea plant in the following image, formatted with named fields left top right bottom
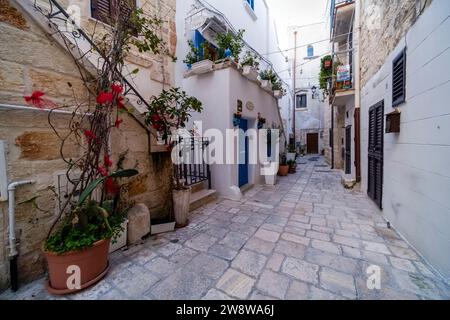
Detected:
left=145, top=87, right=203, bottom=190
left=26, top=0, right=171, bottom=253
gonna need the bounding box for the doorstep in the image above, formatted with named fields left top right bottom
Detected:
left=189, top=189, right=217, bottom=212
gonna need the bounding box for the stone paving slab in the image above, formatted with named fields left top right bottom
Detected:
left=1, top=156, right=449, bottom=300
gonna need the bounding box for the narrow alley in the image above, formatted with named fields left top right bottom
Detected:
left=3, top=156, right=449, bottom=300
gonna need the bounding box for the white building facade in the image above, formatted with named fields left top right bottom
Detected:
left=175, top=0, right=291, bottom=199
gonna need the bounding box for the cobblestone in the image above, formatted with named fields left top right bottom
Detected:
left=2, top=156, right=449, bottom=300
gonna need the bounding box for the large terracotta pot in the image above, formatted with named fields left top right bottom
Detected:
left=278, top=165, right=289, bottom=176
left=44, top=238, right=110, bottom=295
left=173, top=188, right=191, bottom=228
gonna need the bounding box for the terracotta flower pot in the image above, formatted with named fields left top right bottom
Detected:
left=44, top=238, right=110, bottom=295
left=173, top=188, right=191, bottom=228
left=278, top=165, right=289, bottom=176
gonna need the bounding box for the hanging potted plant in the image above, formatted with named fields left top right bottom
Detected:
left=146, top=88, right=203, bottom=228
left=241, top=50, right=259, bottom=81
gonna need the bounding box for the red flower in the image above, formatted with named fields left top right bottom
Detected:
left=83, top=130, right=97, bottom=140
left=115, top=118, right=124, bottom=128
left=24, top=91, right=56, bottom=109
left=104, top=154, right=113, bottom=168
left=117, top=96, right=126, bottom=110
left=105, top=178, right=119, bottom=195
left=111, top=84, right=123, bottom=95
left=98, top=166, right=109, bottom=177
left=152, top=114, right=162, bottom=122
left=96, top=92, right=114, bottom=105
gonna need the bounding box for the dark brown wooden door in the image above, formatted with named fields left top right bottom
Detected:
left=307, top=133, right=319, bottom=154
left=368, top=101, right=384, bottom=209
left=345, top=126, right=351, bottom=174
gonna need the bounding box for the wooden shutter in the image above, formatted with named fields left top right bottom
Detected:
left=91, top=0, right=136, bottom=25
left=392, top=49, right=406, bottom=107
left=367, top=101, right=384, bottom=209
left=91, top=0, right=112, bottom=23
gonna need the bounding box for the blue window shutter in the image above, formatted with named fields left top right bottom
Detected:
left=307, top=45, right=314, bottom=57
left=194, top=30, right=206, bottom=59
left=247, top=0, right=254, bottom=10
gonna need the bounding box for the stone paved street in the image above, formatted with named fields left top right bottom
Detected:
left=2, top=156, right=449, bottom=300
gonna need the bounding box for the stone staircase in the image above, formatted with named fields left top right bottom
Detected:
left=189, top=181, right=217, bottom=212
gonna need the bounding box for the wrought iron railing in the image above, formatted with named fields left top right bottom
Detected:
left=175, top=136, right=211, bottom=189
left=33, top=0, right=149, bottom=109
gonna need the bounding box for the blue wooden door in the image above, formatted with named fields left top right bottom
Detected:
left=238, top=119, right=249, bottom=187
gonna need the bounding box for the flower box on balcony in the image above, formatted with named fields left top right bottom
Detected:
left=191, top=59, right=214, bottom=75
left=260, top=80, right=272, bottom=92
left=242, top=65, right=259, bottom=81
left=273, top=90, right=283, bottom=99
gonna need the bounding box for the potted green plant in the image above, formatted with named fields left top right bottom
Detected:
left=185, top=39, right=214, bottom=74
left=216, top=29, right=245, bottom=63
left=146, top=88, right=203, bottom=228
left=257, top=113, right=266, bottom=129
left=241, top=50, right=259, bottom=81
left=259, top=69, right=277, bottom=92
left=287, top=160, right=297, bottom=174
left=272, top=81, right=285, bottom=98
left=287, top=145, right=296, bottom=162
left=183, top=40, right=198, bottom=69
left=278, top=153, right=289, bottom=176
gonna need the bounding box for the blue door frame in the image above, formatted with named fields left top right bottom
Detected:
left=238, top=119, right=249, bottom=187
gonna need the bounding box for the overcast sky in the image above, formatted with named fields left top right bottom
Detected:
left=266, top=0, right=330, bottom=49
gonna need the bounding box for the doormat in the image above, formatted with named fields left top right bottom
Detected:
left=308, top=157, right=319, bottom=162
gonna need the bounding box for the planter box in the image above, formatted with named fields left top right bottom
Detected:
left=287, top=153, right=296, bottom=162
left=260, top=80, right=272, bottom=92
left=191, top=60, right=213, bottom=75
left=109, top=220, right=128, bottom=253
left=242, top=65, right=259, bottom=81
left=151, top=221, right=175, bottom=235
left=273, top=90, right=283, bottom=98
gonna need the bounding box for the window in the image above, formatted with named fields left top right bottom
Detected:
left=246, top=0, right=255, bottom=10
left=91, top=0, right=136, bottom=25
left=296, top=94, right=307, bottom=109
left=392, top=48, right=406, bottom=107
left=307, top=45, right=314, bottom=58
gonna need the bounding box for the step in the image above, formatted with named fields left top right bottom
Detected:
left=189, top=189, right=217, bottom=212
left=190, top=181, right=208, bottom=194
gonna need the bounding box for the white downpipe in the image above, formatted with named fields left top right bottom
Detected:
left=8, top=180, right=35, bottom=257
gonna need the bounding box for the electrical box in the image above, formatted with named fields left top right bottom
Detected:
left=0, top=141, right=8, bottom=201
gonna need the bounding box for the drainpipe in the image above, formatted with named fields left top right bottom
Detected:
left=8, top=180, right=35, bottom=291
left=354, top=0, right=361, bottom=182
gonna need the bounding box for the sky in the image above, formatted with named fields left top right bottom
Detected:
left=266, top=0, right=330, bottom=49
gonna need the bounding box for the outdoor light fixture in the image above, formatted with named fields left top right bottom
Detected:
left=311, top=86, right=317, bottom=99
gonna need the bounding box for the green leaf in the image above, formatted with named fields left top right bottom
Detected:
left=77, top=169, right=139, bottom=206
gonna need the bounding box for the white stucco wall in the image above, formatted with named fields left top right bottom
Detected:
left=360, top=0, right=450, bottom=279
left=182, top=65, right=283, bottom=199
left=175, top=0, right=291, bottom=137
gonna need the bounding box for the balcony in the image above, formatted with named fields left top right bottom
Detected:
left=330, top=0, right=355, bottom=43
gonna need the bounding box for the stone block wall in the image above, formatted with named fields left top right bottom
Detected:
left=0, top=0, right=175, bottom=291
left=359, top=0, right=432, bottom=88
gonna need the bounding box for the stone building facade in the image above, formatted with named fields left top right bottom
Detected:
left=359, top=0, right=450, bottom=280
left=0, top=0, right=176, bottom=290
